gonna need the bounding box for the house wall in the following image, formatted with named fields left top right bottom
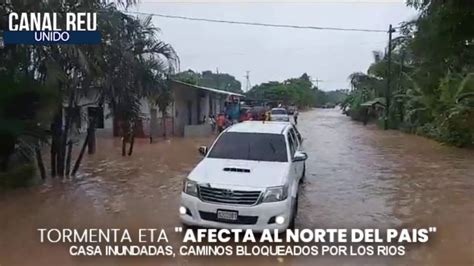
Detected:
left=174, top=83, right=196, bottom=136
left=184, top=124, right=212, bottom=137
left=200, top=93, right=210, bottom=122
left=206, top=92, right=226, bottom=117
left=76, top=95, right=155, bottom=138
left=97, top=102, right=118, bottom=137
left=77, top=90, right=181, bottom=138
left=74, top=82, right=238, bottom=138
left=74, top=94, right=110, bottom=135
left=173, top=82, right=214, bottom=136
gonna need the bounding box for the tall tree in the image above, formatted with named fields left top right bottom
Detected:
left=343, top=0, right=474, bottom=146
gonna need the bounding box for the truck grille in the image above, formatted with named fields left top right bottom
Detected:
left=199, top=186, right=261, bottom=205
left=199, top=211, right=258, bottom=225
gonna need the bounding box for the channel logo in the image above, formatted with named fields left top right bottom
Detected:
left=3, top=12, right=101, bottom=45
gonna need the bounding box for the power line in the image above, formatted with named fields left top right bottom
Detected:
left=124, top=11, right=387, bottom=33
left=311, top=78, right=324, bottom=88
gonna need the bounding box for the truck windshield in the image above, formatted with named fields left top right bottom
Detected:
left=207, top=132, right=288, bottom=162
left=271, top=109, right=287, bottom=115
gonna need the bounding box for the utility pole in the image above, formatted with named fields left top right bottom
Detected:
left=312, top=78, right=324, bottom=89
left=384, top=24, right=395, bottom=130
left=398, top=49, right=406, bottom=123
left=244, top=71, right=251, bottom=92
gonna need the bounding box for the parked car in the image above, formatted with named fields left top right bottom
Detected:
left=270, top=108, right=290, bottom=122
left=179, top=121, right=307, bottom=231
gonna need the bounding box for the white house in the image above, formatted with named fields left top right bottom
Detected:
left=76, top=80, right=244, bottom=138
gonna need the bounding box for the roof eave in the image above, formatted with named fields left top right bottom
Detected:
left=171, top=80, right=245, bottom=97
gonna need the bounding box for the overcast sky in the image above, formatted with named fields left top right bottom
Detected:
left=131, top=1, right=417, bottom=91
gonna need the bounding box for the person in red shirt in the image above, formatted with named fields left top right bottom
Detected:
left=216, top=113, right=226, bottom=133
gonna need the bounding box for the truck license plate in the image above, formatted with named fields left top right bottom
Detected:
left=217, top=210, right=238, bottom=221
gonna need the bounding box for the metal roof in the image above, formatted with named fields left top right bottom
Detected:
left=171, top=80, right=245, bottom=97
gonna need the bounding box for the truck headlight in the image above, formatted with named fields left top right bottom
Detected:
left=262, top=185, right=288, bottom=202
left=183, top=179, right=199, bottom=197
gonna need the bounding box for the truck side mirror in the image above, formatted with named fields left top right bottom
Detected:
left=293, top=151, right=308, bottom=162
left=198, top=146, right=208, bottom=156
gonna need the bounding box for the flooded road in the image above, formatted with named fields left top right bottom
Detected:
left=1, top=108, right=473, bottom=265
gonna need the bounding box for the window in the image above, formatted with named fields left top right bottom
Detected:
left=294, top=126, right=303, bottom=144
left=87, top=107, right=104, bottom=129
left=271, top=109, right=287, bottom=115
left=208, top=132, right=288, bottom=162
left=287, top=132, right=296, bottom=159
left=289, top=128, right=299, bottom=149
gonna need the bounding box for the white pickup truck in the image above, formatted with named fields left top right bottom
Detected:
left=179, top=121, right=307, bottom=231
left=270, top=108, right=290, bottom=122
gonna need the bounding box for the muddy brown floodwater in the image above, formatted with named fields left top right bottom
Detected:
left=0, top=108, right=473, bottom=266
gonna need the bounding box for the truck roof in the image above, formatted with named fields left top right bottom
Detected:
left=225, top=121, right=291, bottom=134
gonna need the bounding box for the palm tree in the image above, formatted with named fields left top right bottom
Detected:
left=96, top=10, right=178, bottom=156
left=1, top=0, right=179, bottom=180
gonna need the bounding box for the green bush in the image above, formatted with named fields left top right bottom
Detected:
left=437, top=110, right=474, bottom=147
left=416, top=123, right=439, bottom=139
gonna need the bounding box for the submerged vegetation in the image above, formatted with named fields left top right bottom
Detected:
left=343, top=0, right=474, bottom=147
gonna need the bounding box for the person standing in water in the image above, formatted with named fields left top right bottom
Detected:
left=216, top=113, right=226, bottom=133
left=265, top=110, right=271, bottom=121
left=293, top=109, right=299, bottom=125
